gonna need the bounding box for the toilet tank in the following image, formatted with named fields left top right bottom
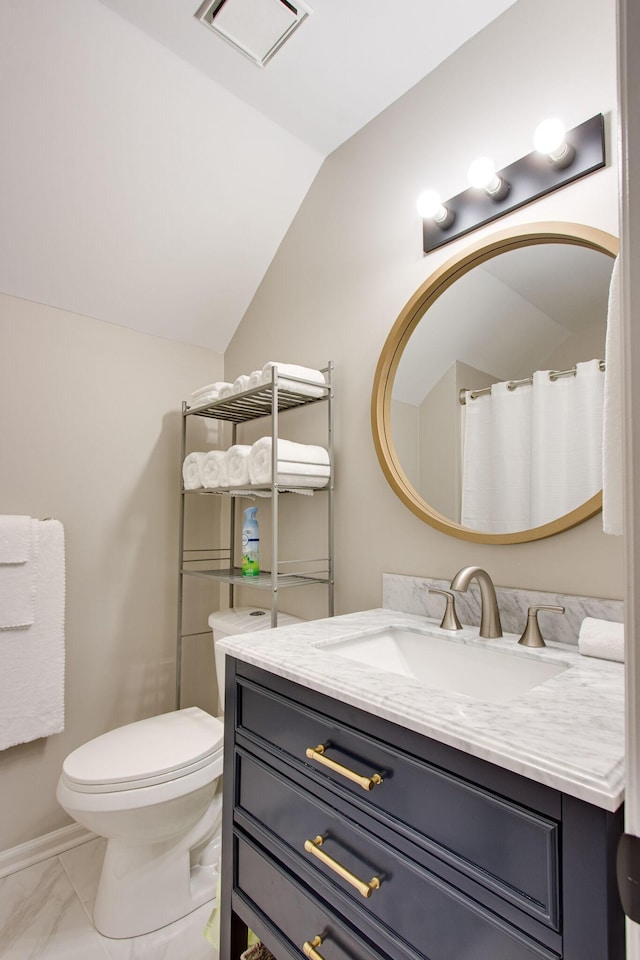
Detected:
left=208, top=607, right=304, bottom=712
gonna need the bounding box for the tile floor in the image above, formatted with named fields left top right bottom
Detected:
left=0, top=838, right=219, bottom=959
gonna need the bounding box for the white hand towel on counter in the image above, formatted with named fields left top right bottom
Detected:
left=578, top=617, right=624, bottom=662
left=201, top=450, right=229, bottom=489
left=0, top=519, right=65, bottom=750
left=0, top=516, right=38, bottom=629
left=248, top=437, right=330, bottom=488
left=226, top=445, right=252, bottom=486
left=260, top=362, right=327, bottom=398
left=0, top=515, right=32, bottom=563
left=182, top=452, right=207, bottom=490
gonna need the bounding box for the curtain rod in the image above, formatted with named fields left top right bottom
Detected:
left=458, top=360, right=605, bottom=405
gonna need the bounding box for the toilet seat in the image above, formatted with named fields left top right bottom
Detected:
left=61, top=707, right=224, bottom=794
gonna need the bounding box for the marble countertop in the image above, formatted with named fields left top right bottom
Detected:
left=218, top=608, right=625, bottom=811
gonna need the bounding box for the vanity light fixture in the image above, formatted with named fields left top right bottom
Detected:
left=419, top=113, right=605, bottom=254
left=533, top=117, right=576, bottom=169
left=466, top=156, right=510, bottom=200
left=416, top=189, right=455, bottom=228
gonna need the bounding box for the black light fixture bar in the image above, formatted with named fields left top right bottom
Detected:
left=422, top=113, right=606, bottom=255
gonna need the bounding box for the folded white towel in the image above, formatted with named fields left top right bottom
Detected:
left=190, top=381, right=231, bottom=401
left=201, top=450, right=229, bottom=489
left=0, top=515, right=32, bottom=564
left=226, top=445, right=252, bottom=486
left=232, top=374, right=251, bottom=394
left=578, top=617, right=624, bottom=662
left=0, top=517, right=38, bottom=629
left=182, top=452, right=206, bottom=490
left=261, top=362, right=327, bottom=398
left=248, top=437, right=330, bottom=488
left=0, top=519, right=65, bottom=750
left=188, top=383, right=234, bottom=409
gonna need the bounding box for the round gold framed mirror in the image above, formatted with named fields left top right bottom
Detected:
left=371, top=222, right=619, bottom=544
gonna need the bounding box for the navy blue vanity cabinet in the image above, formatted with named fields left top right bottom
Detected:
left=220, top=660, right=624, bottom=960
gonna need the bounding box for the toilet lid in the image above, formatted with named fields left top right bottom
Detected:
left=62, top=707, right=224, bottom=789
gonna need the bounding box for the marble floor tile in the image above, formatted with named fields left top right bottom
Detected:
left=0, top=857, right=109, bottom=959
left=0, top=847, right=218, bottom=960
left=59, top=838, right=106, bottom=912
left=95, top=901, right=217, bottom=960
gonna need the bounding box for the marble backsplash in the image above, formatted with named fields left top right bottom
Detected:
left=383, top=573, right=624, bottom=647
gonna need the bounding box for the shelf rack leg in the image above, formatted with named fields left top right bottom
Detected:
left=176, top=401, right=188, bottom=709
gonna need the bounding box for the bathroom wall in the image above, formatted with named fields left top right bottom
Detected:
left=0, top=297, right=222, bottom=850
left=225, top=0, right=622, bottom=618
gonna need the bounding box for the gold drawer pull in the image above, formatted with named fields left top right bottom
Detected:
left=305, top=744, right=383, bottom=791
left=304, top=835, right=381, bottom=899
left=302, top=934, right=325, bottom=960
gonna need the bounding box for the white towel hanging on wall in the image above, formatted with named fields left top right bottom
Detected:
left=0, top=518, right=66, bottom=750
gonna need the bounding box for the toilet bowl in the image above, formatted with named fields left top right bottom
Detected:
left=57, top=607, right=303, bottom=939
left=57, top=707, right=224, bottom=939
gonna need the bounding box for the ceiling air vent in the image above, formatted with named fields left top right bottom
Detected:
left=195, top=0, right=312, bottom=67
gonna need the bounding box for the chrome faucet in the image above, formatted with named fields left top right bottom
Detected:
left=449, top=566, right=503, bottom=639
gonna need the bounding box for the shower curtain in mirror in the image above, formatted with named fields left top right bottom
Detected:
left=461, top=359, right=604, bottom=533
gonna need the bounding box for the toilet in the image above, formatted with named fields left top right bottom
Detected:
left=56, top=606, right=302, bottom=939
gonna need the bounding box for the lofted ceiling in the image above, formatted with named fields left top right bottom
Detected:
left=0, top=0, right=517, bottom=353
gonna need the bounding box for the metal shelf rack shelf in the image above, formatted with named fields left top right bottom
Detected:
left=176, top=362, right=334, bottom=706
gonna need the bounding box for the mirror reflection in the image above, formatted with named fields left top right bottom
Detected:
left=383, top=229, right=617, bottom=541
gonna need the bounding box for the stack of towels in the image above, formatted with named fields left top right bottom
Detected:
left=188, top=362, right=327, bottom=408
left=578, top=617, right=624, bottom=662
left=183, top=437, right=330, bottom=493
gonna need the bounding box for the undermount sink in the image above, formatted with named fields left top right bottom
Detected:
left=318, top=626, right=569, bottom=703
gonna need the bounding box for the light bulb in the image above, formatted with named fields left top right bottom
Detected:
left=416, top=189, right=454, bottom=228
left=533, top=117, right=575, bottom=168
left=467, top=156, right=510, bottom=200
left=533, top=118, right=566, bottom=154
left=467, top=156, right=497, bottom=190
left=417, top=189, right=444, bottom=219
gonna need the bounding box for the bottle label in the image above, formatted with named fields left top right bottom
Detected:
left=242, top=531, right=259, bottom=576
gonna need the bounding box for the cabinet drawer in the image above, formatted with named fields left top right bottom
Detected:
left=236, top=751, right=559, bottom=960
left=236, top=834, right=389, bottom=960
left=237, top=677, right=559, bottom=927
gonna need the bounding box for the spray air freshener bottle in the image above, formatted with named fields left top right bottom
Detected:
left=241, top=507, right=260, bottom=577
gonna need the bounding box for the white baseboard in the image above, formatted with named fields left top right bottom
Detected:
left=0, top=823, right=96, bottom=879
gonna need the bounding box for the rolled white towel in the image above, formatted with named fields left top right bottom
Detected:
left=247, top=370, right=263, bottom=390
left=226, top=445, right=252, bottom=486
left=182, top=452, right=206, bottom=490
left=201, top=450, right=229, bottom=489
left=578, top=617, right=624, bottom=662
left=218, top=383, right=234, bottom=400
left=261, top=361, right=327, bottom=398
left=232, top=374, right=251, bottom=394
left=248, top=437, right=330, bottom=488
left=190, top=381, right=231, bottom=401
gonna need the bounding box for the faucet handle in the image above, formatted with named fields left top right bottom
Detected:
left=518, top=605, right=565, bottom=648
left=429, top=589, right=462, bottom=632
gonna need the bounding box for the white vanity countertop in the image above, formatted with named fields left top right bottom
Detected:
left=217, top=608, right=625, bottom=811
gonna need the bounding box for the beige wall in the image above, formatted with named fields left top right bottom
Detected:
left=0, top=297, right=222, bottom=849
left=225, top=0, right=622, bottom=618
